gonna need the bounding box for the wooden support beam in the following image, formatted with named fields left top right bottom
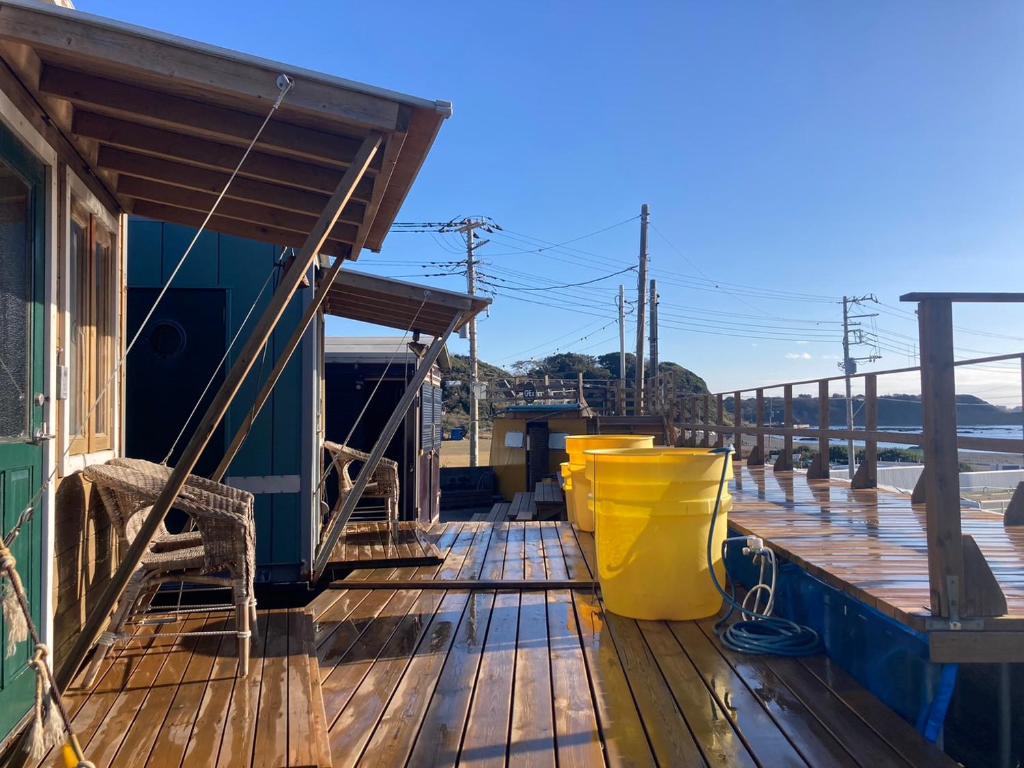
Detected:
left=116, top=174, right=364, bottom=227
left=213, top=256, right=347, bottom=482
left=747, top=389, right=765, bottom=466
left=129, top=200, right=351, bottom=259
left=55, top=132, right=383, bottom=689
left=733, top=391, right=743, bottom=459
left=917, top=298, right=1004, bottom=618
left=120, top=177, right=359, bottom=242
left=852, top=374, right=878, bottom=489
left=715, top=394, right=725, bottom=448
left=99, top=145, right=373, bottom=210
left=39, top=64, right=373, bottom=169
left=313, top=318, right=458, bottom=581
left=774, top=384, right=794, bottom=472
left=1005, top=482, right=1024, bottom=526
left=808, top=380, right=830, bottom=479
left=73, top=110, right=376, bottom=196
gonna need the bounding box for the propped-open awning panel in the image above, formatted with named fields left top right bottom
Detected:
left=323, top=270, right=490, bottom=337
left=0, top=0, right=450, bottom=257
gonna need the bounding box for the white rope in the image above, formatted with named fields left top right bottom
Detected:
left=4, top=75, right=294, bottom=548
left=160, top=248, right=290, bottom=465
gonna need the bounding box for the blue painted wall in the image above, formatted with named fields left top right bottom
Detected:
left=128, top=219, right=311, bottom=581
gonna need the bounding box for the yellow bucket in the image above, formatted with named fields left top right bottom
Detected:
left=586, top=447, right=733, bottom=621
left=564, top=434, right=654, bottom=531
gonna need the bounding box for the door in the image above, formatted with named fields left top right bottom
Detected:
left=0, top=121, right=46, bottom=740
left=126, top=288, right=227, bottom=478
left=526, top=422, right=550, bottom=488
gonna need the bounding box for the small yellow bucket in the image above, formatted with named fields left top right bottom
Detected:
left=586, top=447, right=733, bottom=621
left=564, top=434, right=654, bottom=531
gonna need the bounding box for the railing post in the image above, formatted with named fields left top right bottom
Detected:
left=715, top=394, right=725, bottom=448
left=733, top=391, right=743, bottom=459
left=700, top=394, right=711, bottom=447
left=748, top=388, right=765, bottom=465
left=774, top=384, right=794, bottom=472
left=852, top=374, right=878, bottom=488
left=808, top=379, right=830, bottom=479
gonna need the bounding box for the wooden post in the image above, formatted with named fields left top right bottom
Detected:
left=715, top=394, right=725, bottom=448
left=774, top=384, right=794, bottom=472
left=56, top=133, right=382, bottom=688
left=701, top=394, right=712, bottom=448
left=852, top=374, right=878, bottom=489
left=314, top=317, right=459, bottom=580
left=748, top=389, right=765, bottom=465
left=808, top=379, right=830, bottom=479
left=577, top=372, right=584, bottom=406
left=733, top=391, right=743, bottom=459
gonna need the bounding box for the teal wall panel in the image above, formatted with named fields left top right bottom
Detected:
left=128, top=220, right=163, bottom=287
left=128, top=220, right=309, bottom=582
left=161, top=223, right=218, bottom=288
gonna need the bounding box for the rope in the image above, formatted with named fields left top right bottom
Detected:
left=4, top=74, right=294, bottom=550
left=313, top=293, right=430, bottom=501
left=0, top=542, right=90, bottom=765
left=160, top=249, right=289, bottom=465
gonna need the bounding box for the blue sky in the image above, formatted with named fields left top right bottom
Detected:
left=82, top=1, right=1024, bottom=405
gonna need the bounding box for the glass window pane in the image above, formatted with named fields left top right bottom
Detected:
left=68, top=218, right=86, bottom=440
left=93, top=231, right=112, bottom=437
left=0, top=163, right=31, bottom=439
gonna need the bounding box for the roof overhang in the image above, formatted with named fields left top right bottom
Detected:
left=0, top=0, right=450, bottom=257
left=323, top=270, right=490, bottom=338
left=324, top=336, right=452, bottom=371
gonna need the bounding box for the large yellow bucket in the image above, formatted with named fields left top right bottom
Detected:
left=586, top=447, right=733, bottom=621
left=564, top=434, right=654, bottom=531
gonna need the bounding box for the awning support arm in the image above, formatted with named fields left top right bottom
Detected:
left=312, top=313, right=461, bottom=581
left=56, top=132, right=383, bottom=689
left=211, top=253, right=347, bottom=482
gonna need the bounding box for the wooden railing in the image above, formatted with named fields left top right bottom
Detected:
left=674, top=292, right=1024, bottom=627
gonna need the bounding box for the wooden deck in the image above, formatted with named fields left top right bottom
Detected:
left=729, top=464, right=1024, bottom=640
left=308, top=520, right=953, bottom=767
left=321, top=520, right=442, bottom=570
left=30, top=609, right=330, bottom=768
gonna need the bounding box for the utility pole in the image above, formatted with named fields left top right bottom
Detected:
left=634, top=203, right=649, bottom=415
left=456, top=218, right=491, bottom=467
left=618, top=284, right=626, bottom=416
left=649, top=278, right=659, bottom=413
left=840, top=294, right=880, bottom=478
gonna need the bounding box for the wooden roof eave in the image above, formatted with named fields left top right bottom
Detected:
left=0, top=0, right=450, bottom=258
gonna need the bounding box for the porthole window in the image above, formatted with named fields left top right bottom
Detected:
left=149, top=320, right=186, bottom=361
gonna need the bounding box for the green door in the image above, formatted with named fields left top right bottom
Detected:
left=0, top=120, right=46, bottom=740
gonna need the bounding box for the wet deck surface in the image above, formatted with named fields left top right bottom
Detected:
left=310, top=520, right=953, bottom=767
left=323, top=520, right=443, bottom=570
left=32, top=609, right=330, bottom=768
left=730, top=464, right=1024, bottom=630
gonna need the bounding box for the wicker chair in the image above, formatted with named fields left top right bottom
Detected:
left=81, top=461, right=256, bottom=687
left=322, top=441, right=400, bottom=540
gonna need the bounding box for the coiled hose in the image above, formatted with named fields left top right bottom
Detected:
left=706, top=447, right=821, bottom=656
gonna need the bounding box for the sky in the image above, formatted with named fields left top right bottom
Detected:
left=81, top=1, right=1024, bottom=406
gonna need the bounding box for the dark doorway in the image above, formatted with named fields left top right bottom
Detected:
left=126, top=287, right=227, bottom=478
left=526, top=421, right=550, bottom=488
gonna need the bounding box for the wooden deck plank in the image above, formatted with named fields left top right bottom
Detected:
left=357, top=590, right=471, bottom=767
left=144, top=613, right=226, bottom=768
left=557, top=522, right=592, bottom=580
left=601, top=611, right=706, bottom=767
left=406, top=591, right=496, bottom=768
left=540, top=522, right=569, bottom=580
left=459, top=590, right=520, bottom=768
left=570, top=590, right=657, bottom=767
left=637, top=619, right=757, bottom=768
left=180, top=627, right=246, bottom=768
left=328, top=589, right=447, bottom=766
left=509, top=590, right=556, bottom=767
left=251, top=610, right=290, bottom=768
left=545, top=589, right=604, bottom=767
left=503, top=522, right=526, bottom=580
left=95, top=613, right=212, bottom=767
left=478, top=522, right=510, bottom=580
left=666, top=621, right=807, bottom=767
left=216, top=611, right=271, bottom=768
left=523, top=522, right=546, bottom=581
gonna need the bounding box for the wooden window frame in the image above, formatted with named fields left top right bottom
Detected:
left=66, top=198, right=117, bottom=455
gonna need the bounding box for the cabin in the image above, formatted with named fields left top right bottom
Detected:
left=323, top=335, right=447, bottom=524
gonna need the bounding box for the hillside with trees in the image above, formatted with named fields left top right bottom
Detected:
left=442, top=351, right=708, bottom=428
